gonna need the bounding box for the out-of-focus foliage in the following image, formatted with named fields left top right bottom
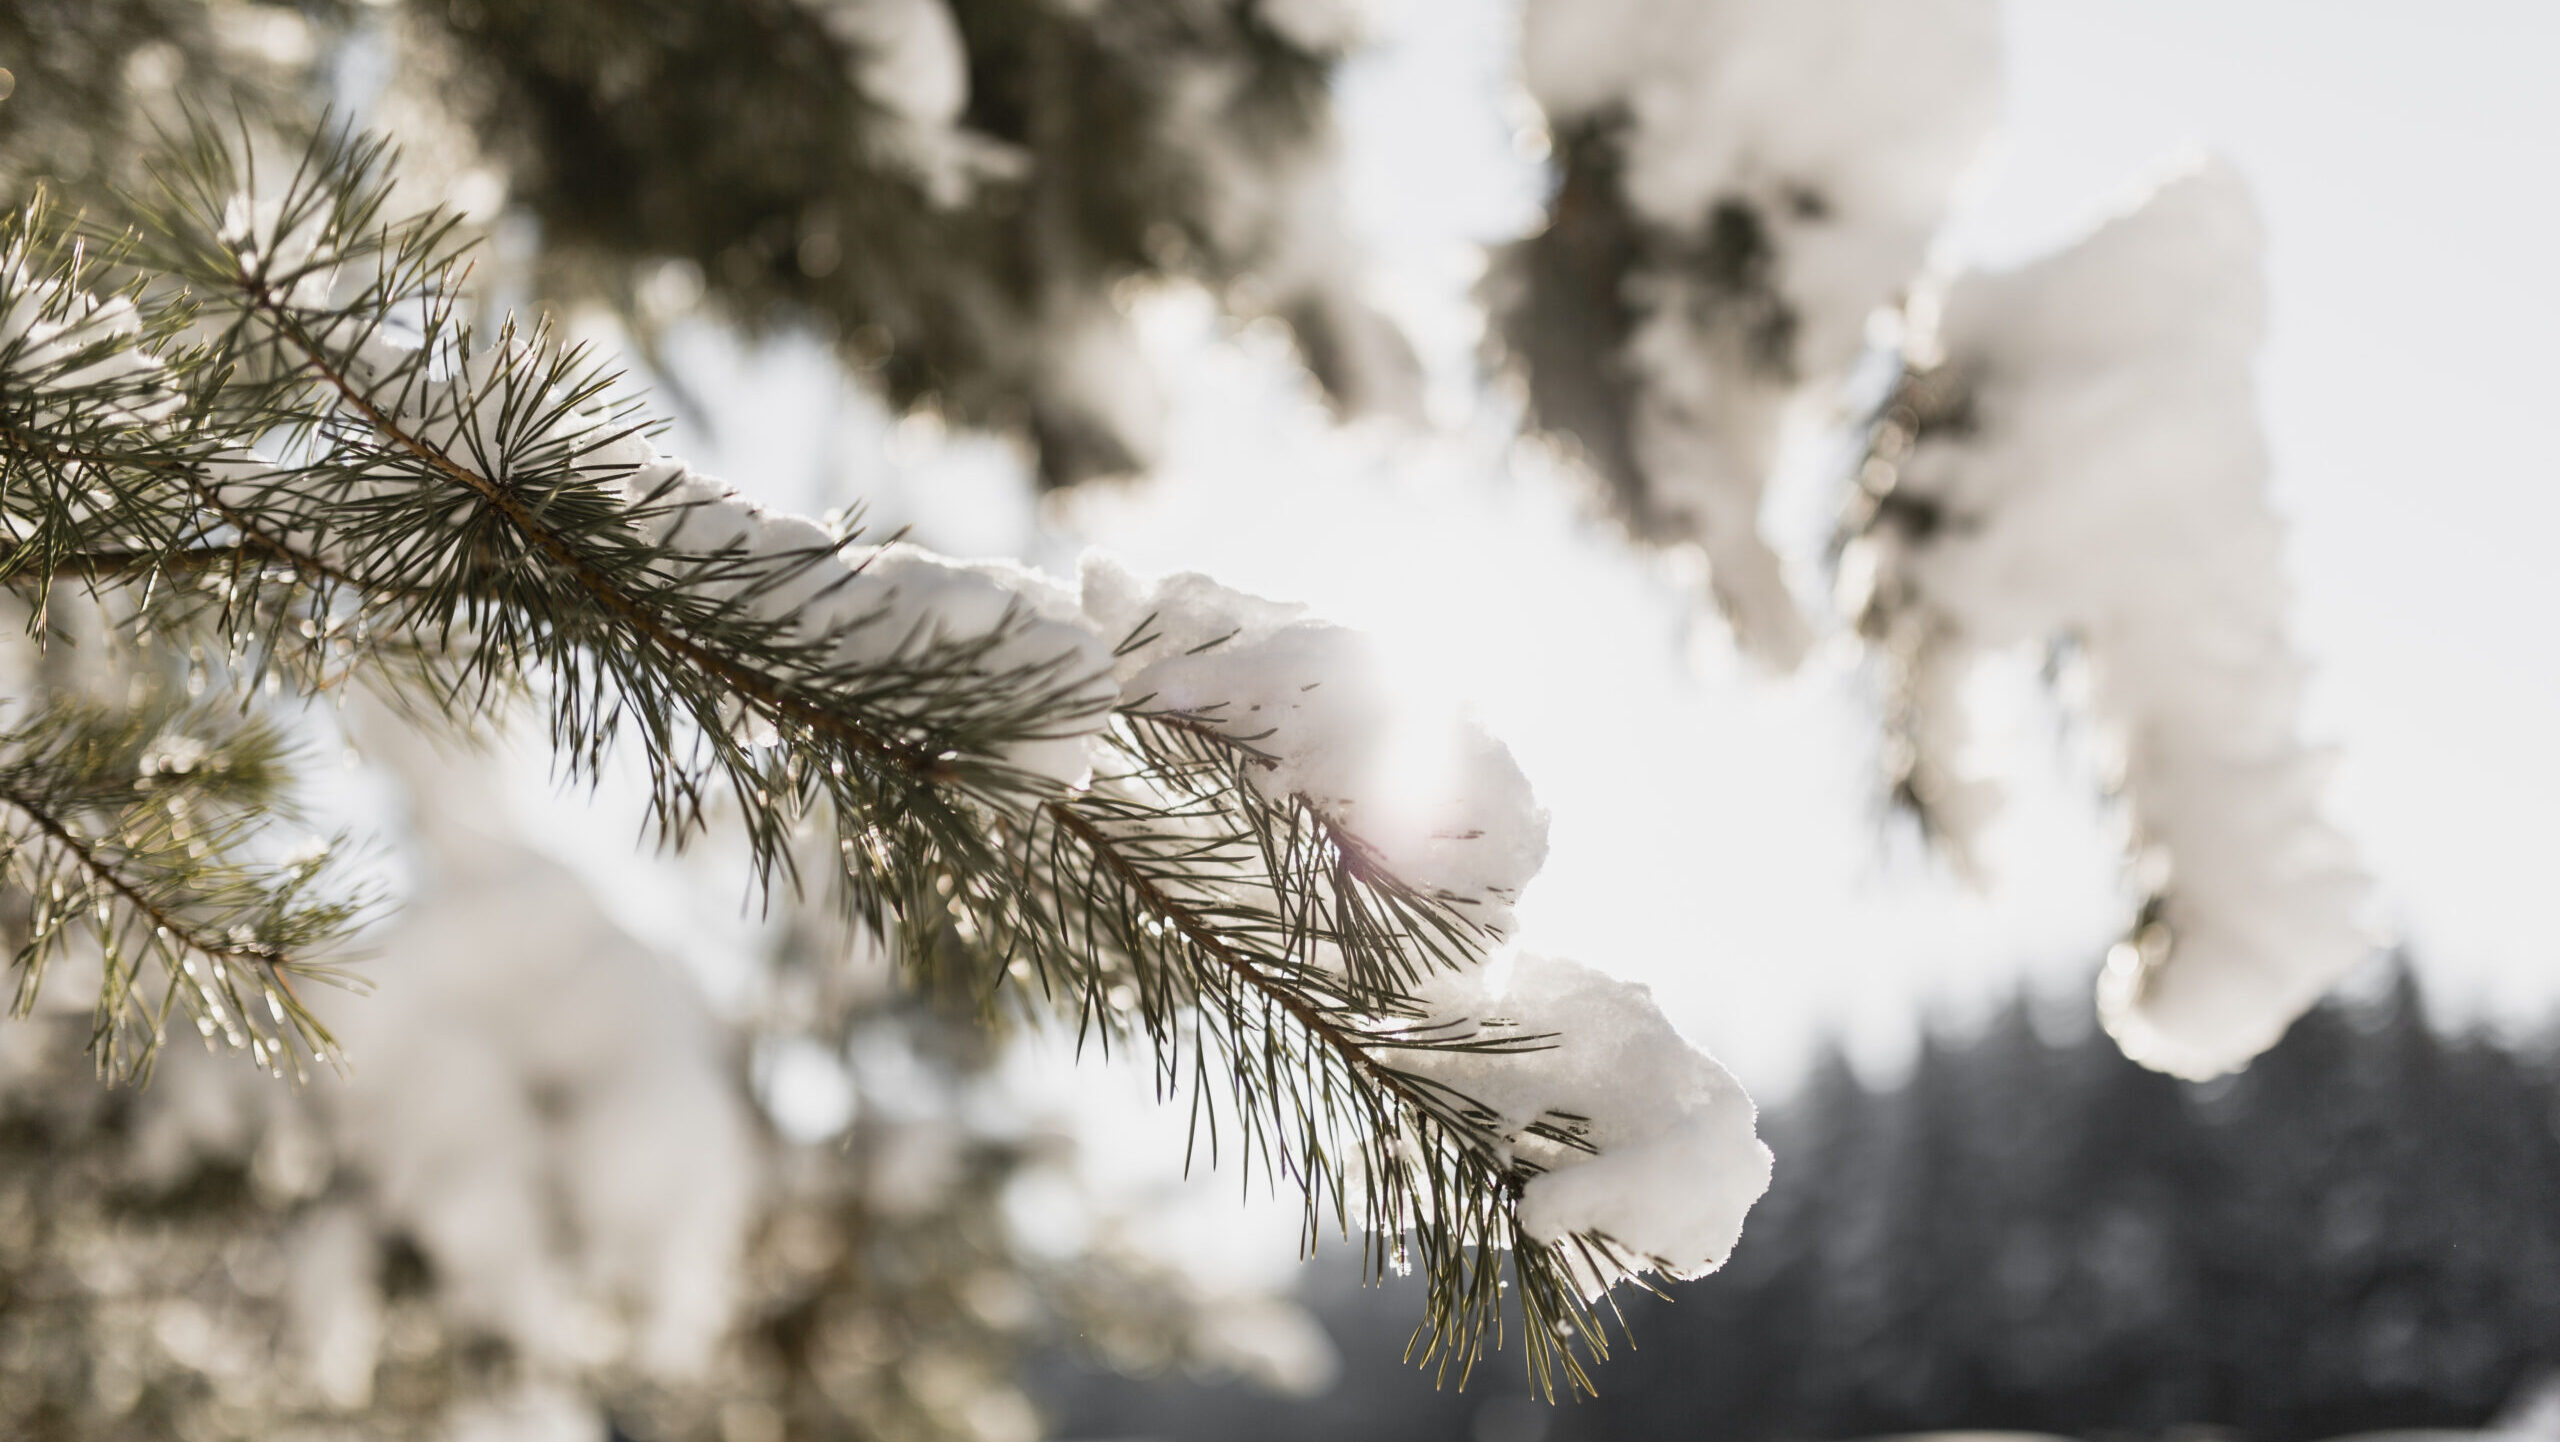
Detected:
left=0, top=876, right=1260, bottom=1442
left=0, top=0, right=1413, bottom=488
left=1487, top=0, right=2000, bottom=668
left=0, top=0, right=335, bottom=202
left=432, top=0, right=1415, bottom=485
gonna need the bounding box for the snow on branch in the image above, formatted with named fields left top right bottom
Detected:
left=1405, top=952, right=1771, bottom=1299
left=1844, top=161, right=2371, bottom=1079
left=1500, top=0, right=2001, bottom=666
left=1081, top=558, right=1548, bottom=950
left=0, top=122, right=1769, bottom=1392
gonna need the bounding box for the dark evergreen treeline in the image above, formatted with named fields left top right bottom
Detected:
left=1041, top=962, right=2560, bottom=1442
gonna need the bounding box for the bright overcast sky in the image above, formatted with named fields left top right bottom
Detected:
left=662, top=1, right=2560, bottom=1097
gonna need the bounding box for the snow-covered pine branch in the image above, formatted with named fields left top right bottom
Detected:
left=1843, top=161, right=2371, bottom=1079
left=1495, top=0, right=2001, bottom=667
left=0, top=123, right=1770, bottom=1392
left=1495, top=4, right=2367, bottom=1079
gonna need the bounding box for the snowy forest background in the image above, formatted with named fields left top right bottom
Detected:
left=2, top=0, right=2557, bottom=1440
left=1047, top=966, right=2560, bottom=1442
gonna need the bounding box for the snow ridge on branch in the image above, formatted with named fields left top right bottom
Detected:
left=1847, top=161, right=2371, bottom=1079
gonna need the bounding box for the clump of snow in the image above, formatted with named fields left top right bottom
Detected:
left=1081, top=554, right=1385, bottom=799
left=225, top=329, right=1110, bottom=800
left=1404, top=952, right=1772, bottom=1294
left=582, top=428, right=1121, bottom=788
left=1193, top=1295, right=1343, bottom=1396
left=338, top=833, right=761, bottom=1381
left=1029, top=296, right=1171, bottom=485
left=1249, top=170, right=1426, bottom=428
left=1158, top=42, right=1423, bottom=429
left=219, top=191, right=341, bottom=312
left=805, top=0, right=1031, bottom=208
left=352, top=335, right=562, bottom=485
left=1852, top=160, right=2369, bottom=1079
left=1517, top=0, right=2000, bottom=667
left=808, top=0, right=971, bottom=131
left=444, top=1381, right=607, bottom=1442
left=206, top=337, right=599, bottom=591
left=286, top=1204, right=384, bottom=1409
left=1540, top=0, right=2000, bottom=367
left=1082, top=555, right=1547, bottom=939
left=0, top=266, right=182, bottom=555
left=0, top=266, right=175, bottom=427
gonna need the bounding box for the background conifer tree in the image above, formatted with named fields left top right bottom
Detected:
left=1055, top=969, right=2560, bottom=1442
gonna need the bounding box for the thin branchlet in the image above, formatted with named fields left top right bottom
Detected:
left=0, top=698, right=363, bottom=1081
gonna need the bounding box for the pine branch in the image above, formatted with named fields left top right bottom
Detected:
left=0, top=537, right=247, bottom=580
left=1026, top=717, right=1633, bottom=1392
left=0, top=695, right=365, bottom=1081
left=0, top=120, right=1707, bottom=1392
left=258, top=302, right=957, bottom=783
